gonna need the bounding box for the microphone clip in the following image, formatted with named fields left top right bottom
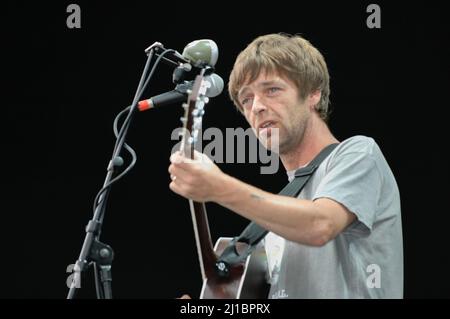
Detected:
left=144, top=41, right=164, bottom=55
left=173, top=81, right=193, bottom=95
left=172, top=64, right=215, bottom=84
left=172, top=66, right=213, bottom=93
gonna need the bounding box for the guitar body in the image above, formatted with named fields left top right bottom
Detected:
left=200, top=237, right=270, bottom=299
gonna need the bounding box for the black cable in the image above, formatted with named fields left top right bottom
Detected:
left=91, top=48, right=169, bottom=298
left=91, top=48, right=176, bottom=215
left=68, top=46, right=180, bottom=300
left=111, top=48, right=176, bottom=155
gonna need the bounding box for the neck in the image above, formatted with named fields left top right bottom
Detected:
left=280, top=115, right=339, bottom=171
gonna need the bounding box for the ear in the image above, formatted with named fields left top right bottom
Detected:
left=309, top=90, right=321, bottom=111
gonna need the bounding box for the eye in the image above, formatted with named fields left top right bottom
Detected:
left=267, top=87, right=280, bottom=95
left=240, top=96, right=253, bottom=108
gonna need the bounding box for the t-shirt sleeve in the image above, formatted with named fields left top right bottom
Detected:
left=312, top=150, right=382, bottom=237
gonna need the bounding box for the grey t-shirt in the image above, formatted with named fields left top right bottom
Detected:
left=266, top=135, right=403, bottom=298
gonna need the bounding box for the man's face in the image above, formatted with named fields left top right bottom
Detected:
left=237, top=72, right=311, bottom=154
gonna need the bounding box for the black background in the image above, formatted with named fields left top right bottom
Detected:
left=2, top=1, right=449, bottom=299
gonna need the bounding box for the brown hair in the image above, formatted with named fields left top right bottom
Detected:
left=228, top=33, right=331, bottom=122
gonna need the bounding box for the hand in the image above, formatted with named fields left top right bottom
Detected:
left=168, top=150, right=226, bottom=202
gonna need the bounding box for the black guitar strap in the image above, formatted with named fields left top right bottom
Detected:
left=215, top=143, right=339, bottom=277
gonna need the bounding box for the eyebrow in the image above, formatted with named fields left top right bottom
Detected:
left=238, top=80, right=284, bottom=100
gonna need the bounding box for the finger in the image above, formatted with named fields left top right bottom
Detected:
left=170, top=158, right=197, bottom=173
left=192, top=150, right=214, bottom=165
left=171, top=151, right=197, bottom=164
left=169, top=170, right=188, bottom=185
left=169, top=163, right=191, bottom=182
left=170, top=151, right=184, bottom=164
left=170, top=162, right=194, bottom=185
left=169, top=180, right=180, bottom=194
left=169, top=179, right=189, bottom=197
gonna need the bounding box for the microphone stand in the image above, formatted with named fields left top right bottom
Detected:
left=67, top=42, right=167, bottom=299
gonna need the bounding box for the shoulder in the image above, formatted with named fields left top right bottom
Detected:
left=333, top=135, right=380, bottom=157
left=324, top=135, right=386, bottom=175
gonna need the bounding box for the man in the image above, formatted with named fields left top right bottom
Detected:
left=169, top=33, right=403, bottom=298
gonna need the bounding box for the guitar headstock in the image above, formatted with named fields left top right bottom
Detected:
left=179, top=70, right=211, bottom=158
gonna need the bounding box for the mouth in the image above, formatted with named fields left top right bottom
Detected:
left=257, top=120, right=276, bottom=136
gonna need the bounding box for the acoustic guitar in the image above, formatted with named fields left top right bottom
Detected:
left=177, top=69, right=269, bottom=299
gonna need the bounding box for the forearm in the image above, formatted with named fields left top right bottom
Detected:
left=214, top=174, right=332, bottom=246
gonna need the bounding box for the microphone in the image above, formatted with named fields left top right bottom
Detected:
left=182, top=39, right=219, bottom=67
left=138, top=73, right=224, bottom=111
left=154, top=39, right=219, bottom=68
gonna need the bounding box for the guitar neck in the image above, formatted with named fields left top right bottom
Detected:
left=189, top=199, right=218, bottom=280
left=178, top=71, right=218, bottom=281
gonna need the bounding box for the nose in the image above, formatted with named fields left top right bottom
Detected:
left=251, top=95, right=267, bottom=115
